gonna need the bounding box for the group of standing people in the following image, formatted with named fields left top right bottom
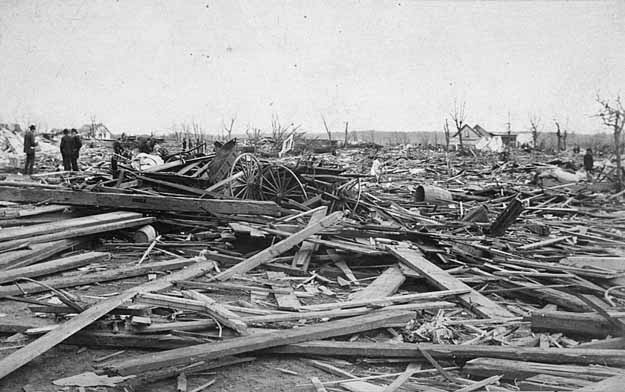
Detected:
left=60, top=128, right=82, bottom=171
left=22, top=125, right=83, bottom=175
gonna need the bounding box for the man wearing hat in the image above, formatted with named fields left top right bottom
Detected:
left=60, top=128, right=74, bottom=171
left=23, top=124, right=37, bottom=175
left=70, top=128, right=82, bottom=171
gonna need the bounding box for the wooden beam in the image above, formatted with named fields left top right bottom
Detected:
left=0, top=258, right=199, bottom=298
left=213, top=211, right=343, bottom=281
left=132, top=299, right=453, bottom=331
left=463, top=357, right=625, bottom=381
left=299, top=289, right=467, bottom=312
left=349, top=264, right=405, bottom=301
left=0, top=257, right=215, bottom=380
left=181, top=290, right=249, bottom=335
left=531, top=310, right=625, bottom=338
left=292, top=206, right=327, bottom=270
left=382, top=363, right=420, bottom=392
left=101, top=310, right=413, bottom=376
left=0, top=252, right=110, bottom=284
left=267, top=341, right=625, bottom=367
left=0, top=216, right=155, bottom=249
left=0, top=211, right=142, bottom=242
left=0, top=186, right=284, bottom=216
left=489, top=197, right=524, bottom=236
left=0, top=204, right=68, bottom=219
left=266, top=271, right=301, bottom=311
left=390, top=246, right=513, bottom=318
left=0, top=239, right=81, bottom=270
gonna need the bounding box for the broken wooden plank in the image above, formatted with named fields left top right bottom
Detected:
left=292, top=206, right=327, bottom=270
left=267, top=341, right=625, bottom=367
left=0, top=186, right=284, bottom=216
left=382, top=362, right=420, bottom=392
left=266, top=271, right=301, bottom=311
left=181, top=290, right=249, bottom=335
left=0, top=211, right=142, bottom=242
left=531, top=310, right=625, bottom=338
left=462, top=357, right=625, bottom=381
left=349, top=264, right=405, bottom=301
left=300, top=288, right=467, bottom=312
left=0, top=204, right=68, bottom=219
left=0, top=216, right=155, bottom=249
left=454, top=375, right=502, bottom=392
left=0, top=239, right=81, bottom=270
left=0, top=251, right=110, bottom=284
left=390, top=246, right=513, bottom=318
left=0, top=258, right=199, bottom=298
left=489, top=197, right=523, bottom=236
left=213, top=211, right=343, bottom=281
left=0, top=257, right=215, bottom=380
left=102, top=310, right=413, bottom=376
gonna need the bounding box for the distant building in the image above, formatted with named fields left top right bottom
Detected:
left=78, top=123, right=113, bottom=139
left=451, top=124, right=493, bottom=147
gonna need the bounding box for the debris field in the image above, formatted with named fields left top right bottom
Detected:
left=1, top=139, right=625, bottom=392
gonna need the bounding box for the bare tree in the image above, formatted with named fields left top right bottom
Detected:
left=529, top=114, right=541, bottom=149
left=450, top=100, right=467, bottom=150
left=271, top=114, right=301, bottom=150
left=554, top=119, right=563, bottom=152
left=222, top=116, right=236, bottom=141
left=344, top=121, right=349, bottom=147
left=597, top=94, right=625, bottom=190
left=443, top=119, right=451, bottom=152
left=321, top=114, right=332, bottom=140
left=245, top=125, right=262, bottom=145
left=90, top=114, right=97, bottom=138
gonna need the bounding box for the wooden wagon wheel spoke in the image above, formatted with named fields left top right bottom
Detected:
left=259, top=164, right=308, bottom=204
left=228, top=153, right=262, bottom=200
left=260, top=178, right=280, bottom=193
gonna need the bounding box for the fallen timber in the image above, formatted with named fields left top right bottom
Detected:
left=0, top=257, right=215, bottom=379
left=0, top=185, right=284, bottom=216
left=102, top=311, right=414, bottom=376
left=0, top=258, right=200, bottom=298
left=266, top=341, right=625, bottom=367
left=1, top=143, right=625, bottom=390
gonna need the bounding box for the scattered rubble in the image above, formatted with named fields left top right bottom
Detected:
left=1, top=138, right=625, bottom=391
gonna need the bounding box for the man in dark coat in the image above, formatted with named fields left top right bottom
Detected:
left=111, top=133, right=127, bottom=175
left=23, top=124, right=37, bottom=175
left=70, top=128, right=82, bottom=171
left=60, top=128, right=74, bottom=171
left=584, top=148, right=594, bottom=180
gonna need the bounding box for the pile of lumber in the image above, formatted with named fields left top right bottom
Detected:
left=0, top=145, right=625, bottom=392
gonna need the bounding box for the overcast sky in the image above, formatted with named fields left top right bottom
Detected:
left=1, top=1, right=624, bottom=135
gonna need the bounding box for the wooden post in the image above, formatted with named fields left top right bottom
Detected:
left=489, top=197, right=523, bottom=236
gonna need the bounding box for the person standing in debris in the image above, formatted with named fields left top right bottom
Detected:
left=23, top=124, right=37, bottom=175
left=370, top=156, right=382, bottom=183
left=111, top=133, right=126, bottom=175
left=584, top=148, right=594, bottom=181
left=70, top=128, right=82, bottom=171
left=60, top=129, right=75, bottom=171
left=182, top=137, right=187, bottom=150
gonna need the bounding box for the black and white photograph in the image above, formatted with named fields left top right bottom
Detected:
left=0, top=1, right=624, bottom=391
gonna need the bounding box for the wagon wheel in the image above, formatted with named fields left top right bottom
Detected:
left=228, top=153, right=262, bottom=199
left=260, top=164, right=308, bottom=204
left=331, top=178, right=363, bottom=215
